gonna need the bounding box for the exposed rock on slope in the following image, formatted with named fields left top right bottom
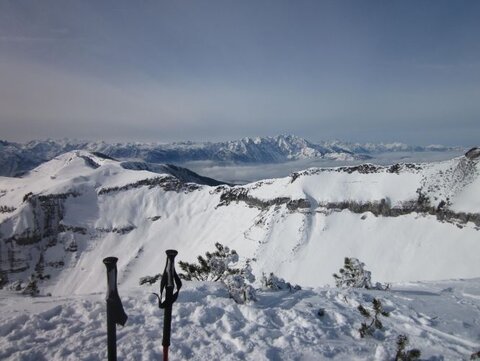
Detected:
left=466, top=147, right=480, bottom=160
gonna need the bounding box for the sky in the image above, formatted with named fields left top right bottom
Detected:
left=0, top=0, right=479, bottom=146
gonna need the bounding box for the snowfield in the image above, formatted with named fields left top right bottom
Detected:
left=0, top=150, right=479, bottom=293
left=1, top=279, right=480, bottom=360
left=0, top=149, right=479, bottom=360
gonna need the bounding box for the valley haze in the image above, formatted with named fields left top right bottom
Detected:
left=0, top=135, right=465, bottom=183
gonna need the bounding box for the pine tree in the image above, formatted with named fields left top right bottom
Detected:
left=395, top=334, right=421, bottom=360
left=261, top=272, right=301, bottom=291
left=178, top=242, right=240, bottom=282
left=22, top=275, right=39, bottom=296
left=178, top=243, right=256, bottom=304
left=139, top=273, right=161, bottom=286
left=357, top=298, right=390, bottom=337
left=333, top=257, right=373, bottom=289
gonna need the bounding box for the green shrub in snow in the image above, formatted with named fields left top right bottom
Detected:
left=178, top=243, right=256, bottom=304
left=333, top=257, right=389, bottom=290
left=394, top=334, right=421, bottom=361
left=139, top=273, right=161, bottom=286
left=357, top=298, right=390, bottom=338
left=261, top=272, right=301, bottom=292
left=178, top=242, right=240, bottom=282
left=22, top=276, right=40, bottom=296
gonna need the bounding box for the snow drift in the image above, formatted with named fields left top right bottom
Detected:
left=1, top=279, right=480, bottom=360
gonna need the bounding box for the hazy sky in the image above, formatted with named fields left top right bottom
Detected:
left=0, top=0, right=479, bottom=146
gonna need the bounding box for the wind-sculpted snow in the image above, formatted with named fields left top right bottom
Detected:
left=1, top=280, right=480, bottom=360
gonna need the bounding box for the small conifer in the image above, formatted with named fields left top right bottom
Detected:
left=178, top=242, right=239, bottom=282
left=178, top=243, right=256, bottom=304
left=357, top=298, right=389, bottom=337
left=333, top=257, right=373, bottom=289
left=394, top=334, right=421, bottom=361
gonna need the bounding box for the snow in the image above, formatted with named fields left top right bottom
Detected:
left=250, top=208, right=480, bottom=287
left=247, top=168, right=422, bottom=206
left=1, top=149, right=480, bottom=360
left=1, top=279, right=480, bottom=360
left=451, top=175, right=480, bottom=213
left=1, top=151, right=479, bottom=294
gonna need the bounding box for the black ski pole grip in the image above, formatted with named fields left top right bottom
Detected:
left=104, top=257, right=118, bottom=299
left=103, top=257, right=128, bottom=361
left=165, top=250, right=178, bottom=289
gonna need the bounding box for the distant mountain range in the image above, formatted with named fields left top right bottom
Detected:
left=0, top=135, right=462, bottom=177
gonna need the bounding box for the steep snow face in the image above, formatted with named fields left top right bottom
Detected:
left=0, top=151, right=479, bottom=296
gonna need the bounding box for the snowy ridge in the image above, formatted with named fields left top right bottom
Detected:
left=0, top=136, right=462, bottom=177
left=0, top=149, right=479, bottom=297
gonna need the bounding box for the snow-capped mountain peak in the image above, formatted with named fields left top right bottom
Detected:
left=0, top=135, right=462, bottom=177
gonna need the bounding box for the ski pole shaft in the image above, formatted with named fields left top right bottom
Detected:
left=106, top=304, right=117, bottom=361
left=104, top=257, right=119, bottom=361
left=162, top=286, right=173, bottom=349
left=163, top=346, right=169, bottom=361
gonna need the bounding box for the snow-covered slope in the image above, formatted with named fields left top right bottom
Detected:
left=0, top=149, right=479, bottom=296
left=0, top=136, right=462, bottom=177
left=1, top=279, right=480, bottom=360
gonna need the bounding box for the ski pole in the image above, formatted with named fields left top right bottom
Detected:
left=153, top=250, right=182, bottom=361
left=103, top=257, right=128, bottom=361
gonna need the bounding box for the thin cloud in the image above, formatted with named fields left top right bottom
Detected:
left=0, top=1, right=479, bottom=145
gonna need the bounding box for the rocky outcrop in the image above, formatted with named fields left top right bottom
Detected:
left=0, top=191, right=81, bottom=291
left=465, top=147, right=480, bottom=160
left=79, top=155, right=100, bottom=169
left=3, top=191, right=80, bottom=246
left=217, top=186, right=480, bottom=228
left=290, top=163, right=422, bottom=182
left=57, top=224, right=88, bottom=235
left=96, top=225, right=136, bottom=234
left=120, top=162, right=228, bottom=186
left=217, top=187, right=311, bottom=211
left=0, top=206, right=16, bottom=213
left=322, top=197, right=480, bottom=227
left=98, top=176, right=201, bottom=195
